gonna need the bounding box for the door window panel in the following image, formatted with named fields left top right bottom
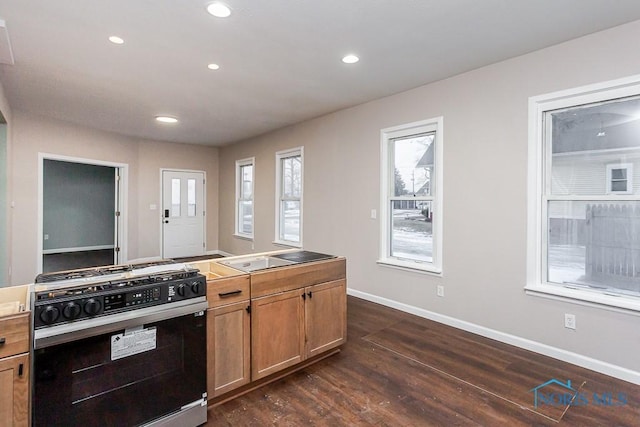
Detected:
left=171, top=179, right=180, bottom=217
left=187, top=179, right=196, bottom=217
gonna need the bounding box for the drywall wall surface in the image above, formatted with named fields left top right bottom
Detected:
left=10, top=112, right=138, bottom=284
left=9, top=111, right=218, bottom=285
left=0, top=80, right=11, bottom=287
left=219, top=20, right=640, bottom=373
left=136, top=139, right=219, bottom=259
left=0, top=122, right=7, bottom=286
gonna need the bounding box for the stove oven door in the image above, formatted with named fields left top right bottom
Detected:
left=32, top=308, right=207, bottom=427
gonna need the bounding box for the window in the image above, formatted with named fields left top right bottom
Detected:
left=171, top=178, right=180, bottom=217
left=275, top=147, right=303, bottom=246
left=379, top=118, right=443, bottom=273
left=528, top=75, right=640, bottom=311
left=606, top=163, right=633, bottom=194
left=235, top=158, right=254, bottom=238
left=187, top=178, right=196, bottom=217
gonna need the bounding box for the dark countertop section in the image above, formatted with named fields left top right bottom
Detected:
left=271, top=251, right=336, bottom=264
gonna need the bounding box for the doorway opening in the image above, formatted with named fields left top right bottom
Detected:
left=39, top=155, right=127, bottom=273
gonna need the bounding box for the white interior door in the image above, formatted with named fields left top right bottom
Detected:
left=162, top=170, right=205, bottom=259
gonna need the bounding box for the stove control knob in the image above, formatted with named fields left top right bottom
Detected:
left=40, top=306, right=60, bottom=325
left=191, top=281, right=201, bottom=295
left=84, top=298, right=102, bottom=316
left=63, top=302, right=82, bottom=320
left=177, top=284, right=187, bottom=297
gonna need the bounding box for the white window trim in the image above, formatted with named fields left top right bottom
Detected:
left=378, top=117, right=443, bottom=274
left=234, top=157, right=255, bottom=240
left=527, top=73, right=640, bottom=313
left=606, top=163, right=633, bottom=194
left=274, top=147, right=303, bottom=247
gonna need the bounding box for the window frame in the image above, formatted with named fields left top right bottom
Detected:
left=234, top=157, right=255, bottom=239
left=378, top=117, right=443, bottom=274
left=527, top=74, right=640, bottom=313
left=606, top=163, right=633, bottom=194
left=274, top=147, right=303, bottom=247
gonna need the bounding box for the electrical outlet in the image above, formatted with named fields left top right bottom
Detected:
left=437, top=285, right=444, bottom=297
left=44, top=234, right=49, bottom=240
left=564, top=313, right=576, bottom=330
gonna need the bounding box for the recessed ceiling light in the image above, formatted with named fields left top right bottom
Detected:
left=108, top=36, right=124, bottom=45
left=207, top=2, right=231, bottom=18
left=342, top=54, right=359, bottom=64
left=207, top=63, right=220, bottom=70
left=155, top=116, right=178, bottom=124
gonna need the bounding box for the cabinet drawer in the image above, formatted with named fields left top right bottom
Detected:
left=207, top=275, right=250, bottom=308
left=0, top=312, right=30, bottom=359
left=251, top=258, right=346, bottom=298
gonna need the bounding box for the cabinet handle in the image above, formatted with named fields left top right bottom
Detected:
left=18, top=363, right=23, bottom=377
left=0, top=337, right=5, bottom=345
left=219, top=290, right=242, bottom=298
left=245, top=305, right=251, bottom=314
left=307, top=291, right=313, bottom=299
left=302, top=293, right=306, bottom=300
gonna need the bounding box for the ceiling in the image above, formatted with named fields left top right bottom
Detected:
left=1, top=1, right=640, bottom=147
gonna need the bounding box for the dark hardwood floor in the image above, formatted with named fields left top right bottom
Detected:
left=43, top=249, right=114, bottom=272
left=207, top=296, right=640, bottom=426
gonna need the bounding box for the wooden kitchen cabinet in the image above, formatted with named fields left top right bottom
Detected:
left=207, top=300, right=251, bottom=397
left=0, top=311, right=30, bottom=427
left=200, top=255, right=347, bottom=404
left=191, top=262, right=253, bottom=402
left=304, top=279, right=347, bottom=358
left=251, top=288, right=305, bottom=380
left=251, top=259, right=346, bottom=381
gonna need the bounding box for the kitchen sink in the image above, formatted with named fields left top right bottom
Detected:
left=219, top=256, right=296, bottom=272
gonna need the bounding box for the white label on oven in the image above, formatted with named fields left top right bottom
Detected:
left=111, top=327, right=157, bottom=361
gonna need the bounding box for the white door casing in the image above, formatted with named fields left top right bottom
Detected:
left=37, top=153, right=128, bottom=274
left=162, top=170, right=205, bottom=258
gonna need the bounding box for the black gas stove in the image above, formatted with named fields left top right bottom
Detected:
left=33, top=261, right=206, bottom=329
left=31, top=261, right=209, bottom=427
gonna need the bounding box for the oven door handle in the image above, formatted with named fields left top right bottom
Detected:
left=33, top=298, right=208, bottom=349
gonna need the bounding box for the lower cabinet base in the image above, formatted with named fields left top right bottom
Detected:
left=208, top=348, right=341, bottom=408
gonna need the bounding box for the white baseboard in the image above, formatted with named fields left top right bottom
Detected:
left=126, top=256, right=164, bottom=264
left=209, top=249, right=234, bottom=257
left=347, top=288, right=640, bottom=385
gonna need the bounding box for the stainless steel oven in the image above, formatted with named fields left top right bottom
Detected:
left=31, top=262, right=208, bottom=427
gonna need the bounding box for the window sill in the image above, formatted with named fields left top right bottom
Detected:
left=233, top=233, right=254, bottom=241
left=377, top=258, right=442, bottom=276
left=272, top=240, right=302, bottom=249
left=525, top=283, right=640, bottom=315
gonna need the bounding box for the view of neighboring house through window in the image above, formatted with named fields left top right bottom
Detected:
left=235, top=158, right=254, bottom=238
left=275, top=147, right=303, bottom=245
left=379, top=118, right=443, bottom=273
left=529, top=78, right=640, bottom=307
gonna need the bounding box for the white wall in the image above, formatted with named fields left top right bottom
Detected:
left=9, top=111, right=219, bottom=285
left=218, top=21, right=640, bottom=378
left=0, top=80, right=11, bottom=287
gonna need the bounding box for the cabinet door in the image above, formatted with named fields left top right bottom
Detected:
left=0, top=353, right=29, bottom=427
left=207, top=301, right=251, bottom=399
left=251, top=288, right=305, bottom=380
left=305, top=279, right=347, bottom=358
